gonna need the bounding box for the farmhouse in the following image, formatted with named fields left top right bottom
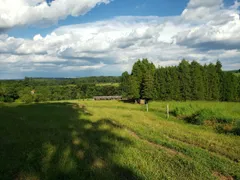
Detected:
left=93, top=96, right=122, bottom=100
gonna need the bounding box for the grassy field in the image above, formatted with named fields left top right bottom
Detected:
left=0, top=101, right=240, bottom=180
left=95, top=83, right=120, bottom=87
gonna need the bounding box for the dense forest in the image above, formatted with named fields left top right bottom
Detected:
left=121, top=59, right=240, bottom=102
left=0, top=59, right=239, bottom=103
left=0, top=76, right=121, bottom=103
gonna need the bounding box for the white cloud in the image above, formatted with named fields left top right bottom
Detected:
left=0, top=0, right=240, bottom=78
left=187, top=0, right=223, bottom=8
left=176, top=0, right=240, bottom=50
left=0, top=0, right=110, bottom=30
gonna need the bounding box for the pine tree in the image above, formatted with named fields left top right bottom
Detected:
left=216, top=60, right=224, bottom=101
left=207, top=63, right=220, bottom=100
left=178, top=59, right=191, bottom=100
left=120, top=71, right=140, bottom=99
left=155, top=67, right=167, bottom=100
left=170, top=67, right=180, bottom=100
left=237, top=76, right=240, bottom=101
left=142, top=72, right=156, bottom=100
left=120, top=71, right=130, bottom=98
left=128, top=76, right=140, bottom=99
left=190, top=61, right=204, bottom=100
left=202, top=64, right=209, bottom=100
left=132, top=58, right=155, bottom=99
left=222, top=72, right=238, bottom=101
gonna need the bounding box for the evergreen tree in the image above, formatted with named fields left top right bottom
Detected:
left=155, top=67, right=167, bottom=100
left=190, top=61, right=204, bottom=100
left=222, top=72, right=238, bottom=101
left=178, top=59, right=191, bottom=100
left=169, top=67, right=180, bottom=100
left=132, top=58, right=155, bottom=99
left=165, top=67, right=171, bottom=100
left=202, top=64, right=209, bottom=100
left=120, top=71, right=130, bottom=98
left=216, top=60, right=224, bottom=101
left=127, top=76, right=140, bottom=99
left=237, top=76, right=240, bottom=101
left=142, top=72, right=155, bottom=100
left=207, top=63, right=220, bottom=100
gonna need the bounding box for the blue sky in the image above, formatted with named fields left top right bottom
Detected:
left=0, top=0, right=239, bottom=79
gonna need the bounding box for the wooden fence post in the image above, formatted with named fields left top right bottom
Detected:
left=167, top=104, right=169, bottom=119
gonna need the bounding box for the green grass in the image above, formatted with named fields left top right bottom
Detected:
left=0, top=101, right=240, bottom=180
left=149, top=101, right=240, bottom=134
left=95, top=83, right=120, bottom=87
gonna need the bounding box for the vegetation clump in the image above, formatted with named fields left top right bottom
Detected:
left=171, top=105, right=239, bottom=135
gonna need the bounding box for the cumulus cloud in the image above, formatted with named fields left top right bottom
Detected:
left=0, top=0, right=240, bottom=78
left=0, top=0, right=110, bottom=30
left=176, top=0, right=240, bottom=50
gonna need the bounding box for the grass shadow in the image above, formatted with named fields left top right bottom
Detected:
left=0, top=103, right=141, bottom=180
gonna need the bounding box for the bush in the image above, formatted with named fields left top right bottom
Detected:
left=185, top=109, right=233, bottom=125
left=232, top=120, right=240, bottom=135
left=216, top=124, right=234, bottom=134
left=0, top=96, right=4, bottom=102
left=172, top=105, right=194, bottom=117
left=185, top=109, right=217, bottom=125
left=20, top=94, right=34, bottom=103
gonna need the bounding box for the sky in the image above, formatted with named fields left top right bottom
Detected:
left=0, top=0, right=240, bottom=79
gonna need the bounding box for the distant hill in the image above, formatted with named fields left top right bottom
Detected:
left=224, top=70, right=240, bottom=73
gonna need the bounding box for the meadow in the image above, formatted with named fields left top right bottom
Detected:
left=0, top=100, right=240, bottom=180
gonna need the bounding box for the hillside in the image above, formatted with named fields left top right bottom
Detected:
left=0, top=101, right=239, bottom=179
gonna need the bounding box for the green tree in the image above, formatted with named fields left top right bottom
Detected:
left=207, top=63, right=220, bottom=100
left=190, top=61, right=204, bottom=100
left=178, top=59, right=191, bottom=100
left=120, top=71, right=131, bottom=98
left=127, top=76, right=140, bottom=99
left=169, top=67, right=180, bottom=100
left=142, top=72, right=155, bottom=100
left=216, top=60, right=224, bottom=101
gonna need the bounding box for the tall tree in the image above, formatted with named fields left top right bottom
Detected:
left=142, top=72, right=156, bottom=100
left=190, top=61, right=204, bottom=100
left=169, top=66, right=180, bottom=100
left=132, top=58, right=155, bottom=98
left=178, top=59, right=191, bottom=100
left=222, top=72, right=238, bottom=101
left=207, top=63, right=220, bottom=100
left=216, top=60, right=224, bottom=101
left=155, top=67, right=167, bottom=100
left=120, top=71, right=130, bottom=98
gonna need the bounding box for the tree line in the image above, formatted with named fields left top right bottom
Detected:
left=1, top=59, right=239, bottom=103
left=121, top=59, right=240, bottom=101
left=0, top=77, right=120, bottom=103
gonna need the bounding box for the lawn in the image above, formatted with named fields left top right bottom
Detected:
left=0, top=101, right=239, bottom=180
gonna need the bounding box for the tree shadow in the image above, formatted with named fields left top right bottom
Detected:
left=120, top=99, right=136, bottom=104
left=0, top=103, right=142, bottom=180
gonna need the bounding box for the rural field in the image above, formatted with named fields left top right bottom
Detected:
left=0, top=100, right=240, bottom=180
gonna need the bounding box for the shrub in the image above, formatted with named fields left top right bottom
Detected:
left=187, top=109, right=218, bottom=125
left=172, top=105, right=194, bottom=117
left=0, top=96, right=4, bottom=102
left=216, top=124, right=234, bottom=134
left=20, top=94, right=34, bottom=103
left=232, top=120, right=240, bottom=135
left=185, top=109, right=233, bottom=125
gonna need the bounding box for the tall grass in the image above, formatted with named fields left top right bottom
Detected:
left=0, top=100, right=239, bottom=179
left=149, top=101, right=240, bottom=135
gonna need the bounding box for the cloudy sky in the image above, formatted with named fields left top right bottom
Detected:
left=0, top=0, right=240, bottom=79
